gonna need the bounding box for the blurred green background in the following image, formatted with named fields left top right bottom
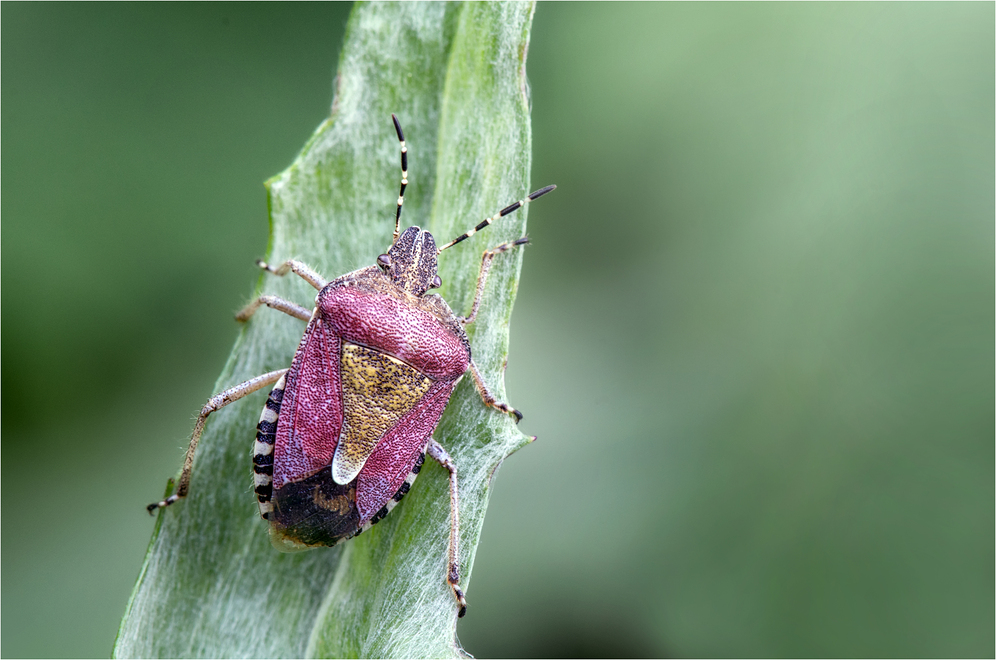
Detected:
left=2, top=3, right=992, bottom=657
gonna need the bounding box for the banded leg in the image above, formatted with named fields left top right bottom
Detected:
left=255, top=259, right=327, bottom=290
left=147, top=368, right=289, bottom=513
left=468, top=359, right=523, bottom=423
left=236, top=294, right=313, bottom=323
left=391, top=114, right=409, bottom=245
left=427, top=438, right=467, bottom=618
left=437, top=184, right=556, bottom=252
left=459, top=237, right=529, bottom=326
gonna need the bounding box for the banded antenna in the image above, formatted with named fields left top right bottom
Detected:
left=391, top=114, right=408, bottom=245
left=437, top=184, right=557, bottom=253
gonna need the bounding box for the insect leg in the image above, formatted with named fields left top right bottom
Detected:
left=426, top=438, right=468, bottom=618
left=255, top=259, right=327, bottom=290
left=458, top=237, right=529, bottom=326
left=391, top=114, right=408, bottom=245
left=147, top=368, right=289, bottom=513
left=236, top=295, right=313, bottom=323
left=467, top=360, right=523, bottom=423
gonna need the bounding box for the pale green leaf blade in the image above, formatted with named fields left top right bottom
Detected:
left=115, top=2, right=538, bottom=658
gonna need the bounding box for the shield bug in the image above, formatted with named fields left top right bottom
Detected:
left=148, top=114, right=554, bottom=618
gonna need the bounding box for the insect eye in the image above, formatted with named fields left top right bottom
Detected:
left=377, top=254, right=391, bottom=271
left=430, top=275, right=441, bottom=289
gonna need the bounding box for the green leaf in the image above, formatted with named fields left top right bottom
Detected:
left=114, top=2, right=538, bottom=658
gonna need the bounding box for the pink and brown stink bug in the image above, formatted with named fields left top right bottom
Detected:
left=148, top=114, right=554, bottom=618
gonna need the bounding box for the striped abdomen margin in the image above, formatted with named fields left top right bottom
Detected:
left=253, top=375, right=285, bottom=519
left=356, top=446, right=427, bottom=535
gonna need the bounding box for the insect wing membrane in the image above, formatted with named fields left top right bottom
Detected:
left=272, top=316, right=344, bottom=489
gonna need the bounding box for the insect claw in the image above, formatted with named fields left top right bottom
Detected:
left=146, top=499, right=169, bottom=514
left=453, top=585, right=468, bottom=618
left=147, top=489, right=182, bottom=513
